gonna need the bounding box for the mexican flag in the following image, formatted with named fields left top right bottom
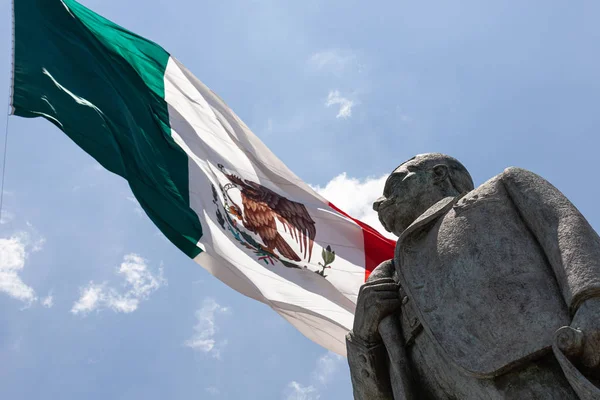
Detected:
left=10, top=0, right=395, bottom=355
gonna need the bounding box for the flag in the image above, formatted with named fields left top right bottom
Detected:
left=10, top=0, right=395, bottom=355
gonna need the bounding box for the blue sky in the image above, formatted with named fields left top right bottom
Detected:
left=2, top=1, right=600, bottom=399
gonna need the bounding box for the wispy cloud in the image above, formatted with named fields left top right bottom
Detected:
left=311, top=173, right=395, bottom=239
left=205, top=387, right=220, bottom=396
left=325, top=90, right=354, bottom=119
left=184, top=298, right=230, bottom=359
left=307, top=49, right=356, bottom=75
left=313, top=352, right=343, bottom=385
left=284, top=352, right=344, bottom=400
left=41, top=293, right=54, bottom=308
left=71, top=254, right=165, bottom=315
left=286, top=382, right=320, bottom=400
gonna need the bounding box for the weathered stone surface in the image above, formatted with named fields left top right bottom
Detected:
left=347, top=153, right=600, bottom=399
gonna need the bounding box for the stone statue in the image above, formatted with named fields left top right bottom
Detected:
left=347, top=153, right=600, bottom=399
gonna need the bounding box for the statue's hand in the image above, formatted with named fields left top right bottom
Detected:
left=352, top=278, right=401, bottom=343
left=568, top=298, right=600, bottom=368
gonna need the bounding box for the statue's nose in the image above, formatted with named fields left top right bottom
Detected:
left=373, top=196, right=386, bottom=211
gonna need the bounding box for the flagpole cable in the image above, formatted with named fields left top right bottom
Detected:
left=1, top=0, right=16, bottom=222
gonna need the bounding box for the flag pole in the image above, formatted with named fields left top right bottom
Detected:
left=0, top=0, right=16, bottom=222
left=8, top=0, right=15, bottom=115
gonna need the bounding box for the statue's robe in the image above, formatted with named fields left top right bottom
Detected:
left=347, top=167, right=600, bottom=399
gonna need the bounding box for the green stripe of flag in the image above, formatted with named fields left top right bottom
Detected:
left=12, top=0, right=203, bottom=257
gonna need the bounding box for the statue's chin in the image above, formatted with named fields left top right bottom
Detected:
left=392, top=215, right=416, bottom=236
left=380, top=212, right=409, bottom=236
left=379, top=215, right=394, bottom=233
left=381, top=218, right=405, bottom=237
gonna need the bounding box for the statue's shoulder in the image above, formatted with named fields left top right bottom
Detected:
left=472, top=167, right=544, bottom=194
left=454, top=167, right=543, bottom=213
left=497, top=166, right=555, bottom=194
left=500, top=166, right=542, bottom=182
left=462, top=167, right=562, bottom=222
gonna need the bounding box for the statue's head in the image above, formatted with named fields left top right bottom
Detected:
left=373, top=153, right=474, bottom=236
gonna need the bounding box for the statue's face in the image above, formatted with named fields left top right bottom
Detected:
left=373, top=158, right=445, bottom=236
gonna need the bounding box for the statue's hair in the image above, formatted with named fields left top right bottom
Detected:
left=396, top=153, right=474, bottom=194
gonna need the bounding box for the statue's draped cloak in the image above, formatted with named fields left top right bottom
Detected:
left=395, top=168, right=600, bottom=377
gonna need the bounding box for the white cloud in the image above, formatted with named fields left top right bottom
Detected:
left=311, top=173, right=396, bottom=239
left=0, top=232, right=45, bottom=305
left=71, top=283, right=105, bottom=315
left=308, top=50, right=356, bottom=75
left=286, top=382, right=320, bottom=400
left=71, top=254, right=165, bottom=315
left=325, top=90, right=354, bottom=119
left=184, top=298, right=230, bottom=358
left=313, top=352, right=343, bottom=385
left=118, top=254, right=164, bottom=300
left=0, top=236, right=37, bottom=304
left=283, top=351, right=343, bottom=400
left=41, top=293, right=54, bottom=308
left=106, top=293, right=139, bottom=313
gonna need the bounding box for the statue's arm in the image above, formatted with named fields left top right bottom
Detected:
left=346, top=331, right=395, bottom=400
left=346, top=260, right=398, bottom=400
left=501, top=167, right=600, bottom=314
left=503, top=167, right=600, bottom=388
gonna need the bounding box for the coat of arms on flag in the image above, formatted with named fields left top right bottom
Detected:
left=212, top=165, right=337, bottom=277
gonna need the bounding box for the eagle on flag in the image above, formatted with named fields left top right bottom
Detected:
left=218, top=164, right=316, bottom=262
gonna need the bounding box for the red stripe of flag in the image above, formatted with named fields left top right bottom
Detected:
left=327, top=203, right=396, bottom=281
